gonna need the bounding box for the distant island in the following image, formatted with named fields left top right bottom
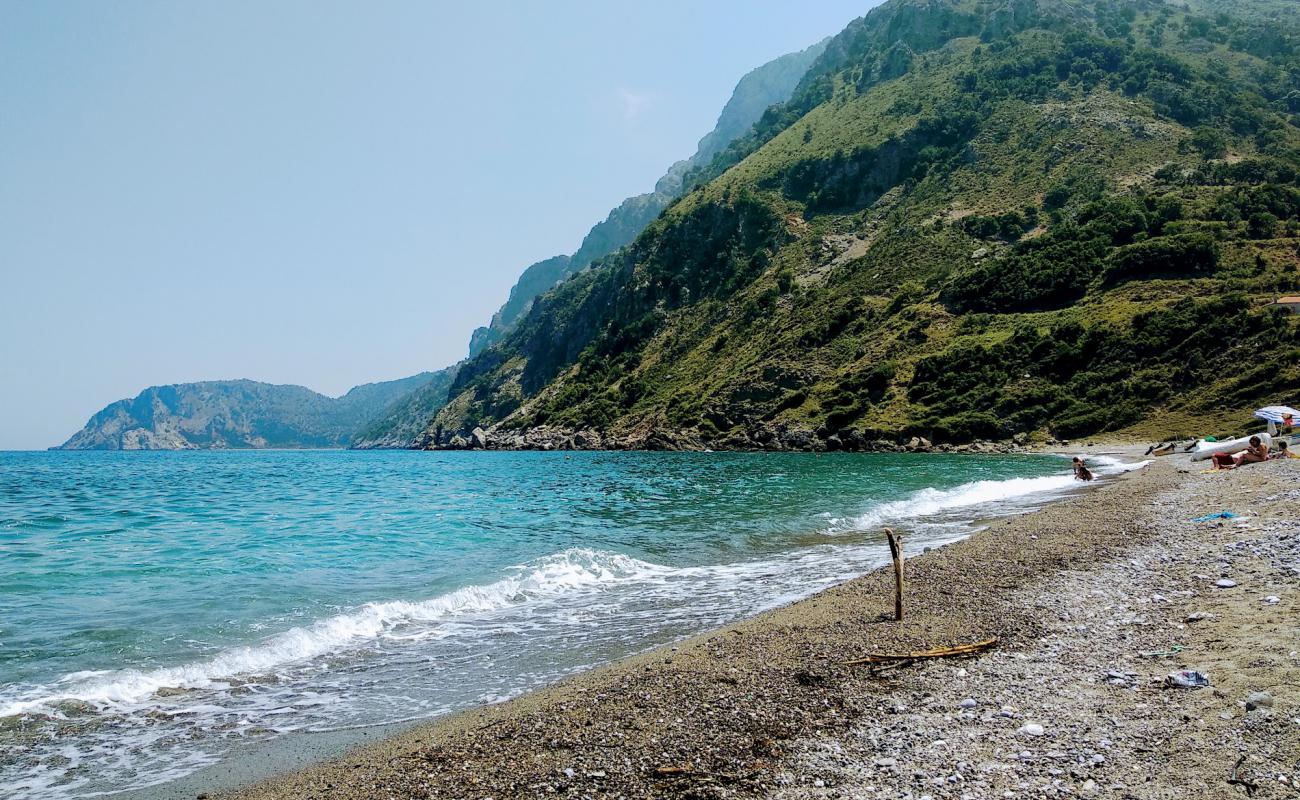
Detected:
left=56, top=373, right=445, bottom=450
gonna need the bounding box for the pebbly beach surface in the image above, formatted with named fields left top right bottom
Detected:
left=213, top=452, right=1298, bottom=800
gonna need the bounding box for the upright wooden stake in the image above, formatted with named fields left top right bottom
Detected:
left=885, top=527, right=903, bottom=621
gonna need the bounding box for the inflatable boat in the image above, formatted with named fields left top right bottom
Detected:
left=1189, top=432, right=1272, bottom=462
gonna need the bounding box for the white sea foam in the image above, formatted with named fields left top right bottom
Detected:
left=828, top=456, right=1147, bottom=534
left=0, top=548, right=665, bottom=718
left=1087, top=454, right=1151, bottom=473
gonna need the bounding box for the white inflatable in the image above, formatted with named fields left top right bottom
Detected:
left=1190, top=432, right=1272, bottom=462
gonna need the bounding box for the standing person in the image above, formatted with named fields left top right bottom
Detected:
left=1072, top=456, right=1094, bottom=481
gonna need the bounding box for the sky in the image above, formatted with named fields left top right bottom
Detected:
left=0, top=1, right=872, bottom=450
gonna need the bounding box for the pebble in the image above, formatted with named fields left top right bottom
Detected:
left=1019, top=723, right=1045, bottom=737
left=874, top=757, right=897, bottom=767
left=959, top=698, right=978, bottom=709
left=1215, top=578, right=1238, bottom=588
left=1246, top=692, right=1274, bottom=711
left=1262, top=595, right=1281, bottom=604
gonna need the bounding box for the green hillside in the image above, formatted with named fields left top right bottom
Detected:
left=424, top=0, right=1300, bottom=451
left=350, top=365, right=460, bottom=449
left=466, top=40, right=829, bottom=357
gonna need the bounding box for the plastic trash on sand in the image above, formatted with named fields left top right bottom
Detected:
left=1164, top=670, right=1211, bottom=689
left=1191, top=511, right=1236, bottom=523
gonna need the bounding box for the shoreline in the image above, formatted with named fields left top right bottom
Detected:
left=188, top=447, right=1278, bottom=800
left=111, top=449, right=1107, bottom=800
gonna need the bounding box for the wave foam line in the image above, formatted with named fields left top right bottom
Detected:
left=831, top=474, right=1075, bottom=533
left=828, top=457, right=1146, bottom=534
left=0, top=548, right=665, bottom=717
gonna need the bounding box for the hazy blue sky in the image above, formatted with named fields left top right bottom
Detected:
left=0, top=1, right=871, bottom=449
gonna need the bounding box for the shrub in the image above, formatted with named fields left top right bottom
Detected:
left=1102, top=233, right=1218, bottom=285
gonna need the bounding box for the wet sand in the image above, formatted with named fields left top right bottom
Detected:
left=208, top=452, right=1296, bottom=799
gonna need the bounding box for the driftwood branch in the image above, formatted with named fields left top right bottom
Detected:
left=844, top=638, right=998, bottom=667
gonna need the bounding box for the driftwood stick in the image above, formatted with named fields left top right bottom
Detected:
left=844, top=637, right=998, bottom=666
left=885, top=527, right=903, bottom=621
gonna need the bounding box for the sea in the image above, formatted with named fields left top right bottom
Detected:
left=0, top=449, right=1143, bottom=798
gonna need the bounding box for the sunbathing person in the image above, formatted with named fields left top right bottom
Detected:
left=1213, top=436, right=1269, bottom=469
left=1270, top=440, right=1297, bottom=460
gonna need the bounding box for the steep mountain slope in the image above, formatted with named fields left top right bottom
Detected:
left=466, top=39, right=829, bottom=357
left=425, top=0, right=1300, bottom=451
left=58, top=373, right=434, bottom=450
left=350, top=365, right=461, bottom=449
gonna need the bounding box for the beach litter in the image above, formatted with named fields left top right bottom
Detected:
left=1164, top=670, right=1211, bottom=689
left=1192, top=511, right=1237, bottom=523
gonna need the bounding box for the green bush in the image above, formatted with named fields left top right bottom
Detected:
left=1102, top=233, right=1218, bottom=285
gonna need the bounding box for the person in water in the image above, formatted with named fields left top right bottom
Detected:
left=1212, top=436, right=1269, bottom=469
left=1072, top=456, right=1094, bottom=481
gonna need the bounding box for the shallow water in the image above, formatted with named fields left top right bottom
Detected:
left=0, top=450, right=1137, bottom=798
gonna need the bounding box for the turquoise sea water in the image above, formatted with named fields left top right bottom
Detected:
left=0, top=450, right=1137, bottom=798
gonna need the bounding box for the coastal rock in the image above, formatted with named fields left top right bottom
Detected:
left=779, top=428, right=815, bottom=450
left=470, top=427, right=488, bottom=449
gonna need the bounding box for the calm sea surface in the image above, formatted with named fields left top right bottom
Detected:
left=0, top=450, right=1135, bottom=798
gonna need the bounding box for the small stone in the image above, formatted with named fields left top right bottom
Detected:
left=1019, top=723, right=1045, bottom=737
left=1091, top=754, right=1106, bottom=764
left=1263, top=595, right=1281, bottom=605
left=563, top=767, right=576, bottom=778
left=1215, top=578, right=1238, bottom=588
left=959, top=698, right=978, bottom=709
left=1246, top=692, right=1274, bottom=711
left=1185, top=612, right=1213, bottom=623
left=875, top=757, right=897, bottom=767
left=1082, top=779, right=1098, bottom=794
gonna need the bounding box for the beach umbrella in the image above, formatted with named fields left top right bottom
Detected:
left=1254, top=405, right=1298, bottom=436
